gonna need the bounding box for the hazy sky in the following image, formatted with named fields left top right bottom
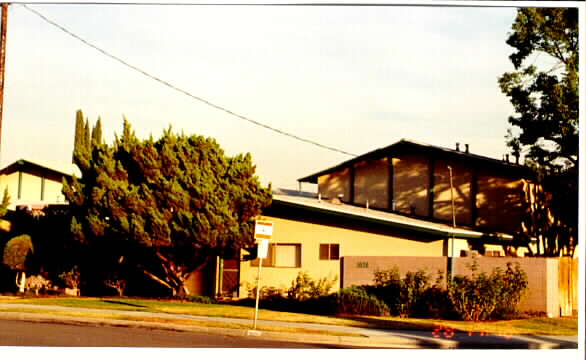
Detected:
left=0, top=2, right=570, bottom=190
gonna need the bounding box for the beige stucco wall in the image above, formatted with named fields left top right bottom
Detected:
left=0, top=171, right=66, bottom=209
left=0, top=173, right=19, bottom=205
left=318, top=168, right=350, bottom=202
left=476, top=175, right=525, bottom=232
left=353, top=158, right=389, bottom=209
left=448, top=237, right=474, bottom=258
left=392, top=155, right=429, bottom=217
left=44, top=178, right=66, bottom=203
left=185, top=269, right=217, bottom=297
left=20, top=172, right=42, bottom=201
left=238, top=215, right=444, bottom=298
left=433, top=160, right=473, bottom=226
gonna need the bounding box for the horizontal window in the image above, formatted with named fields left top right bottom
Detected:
left=251, top=244, right=301, bottom=268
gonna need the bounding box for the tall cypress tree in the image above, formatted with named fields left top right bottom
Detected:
left=63, top=114, right=272, bottom=296
left=91, top=117, right=103, bottom=146
left=73, top=110, right=85, bottom=162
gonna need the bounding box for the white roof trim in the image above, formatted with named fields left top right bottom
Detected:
left=272, top=193, right=514, bottom=241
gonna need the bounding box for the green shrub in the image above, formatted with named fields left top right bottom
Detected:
left=418, top=272, right=455, bottom=319
left=371, top=267, right=438, bottom=318
left=242, top=272, right=339, bottom=315
left=373, top=266, right=401, bottom=287
left=493, top=262, right=529, bottom=319
left=448, top=261, right=528, bottom=321
left=244, top=282, right=285, bottom=300
left=182, top=295, right=217, bottom=304
left=336, top=286, right=389, bottom=316
left=59, top=265, right=81, bottom=289
left=287, top=271, right=337, bottom=301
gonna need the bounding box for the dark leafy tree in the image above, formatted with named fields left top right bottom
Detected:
left=63, top=111, right=272, bottom=296
left=498, top=8, right=578, bottom=256
left=2, top=234, right=33, bottom=272
left=3, top=234, right=34, bottom=292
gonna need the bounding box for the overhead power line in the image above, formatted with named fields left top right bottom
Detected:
left=21, top=4, right=358, bottom=157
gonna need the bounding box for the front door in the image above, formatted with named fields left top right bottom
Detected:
left=221, top=258, right=240, bottom=298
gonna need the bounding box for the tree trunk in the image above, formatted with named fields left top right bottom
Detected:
left=15, top=272, right=26, bottom=293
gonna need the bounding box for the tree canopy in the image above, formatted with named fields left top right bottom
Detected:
left=63, top=111, right=272, bottom=295
left=498, top=8, right=578, bottom=256
left=3, top=234, right=34, bottom=272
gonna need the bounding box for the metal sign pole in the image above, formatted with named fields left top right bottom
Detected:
left=252, top=258, right=262, bottom=330
left=448, top=166, right=456, bottom=280
left=248, top=220, right=273, bottom=334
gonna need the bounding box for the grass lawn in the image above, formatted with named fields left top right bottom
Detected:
left=0, top=296, right=577, bottom=336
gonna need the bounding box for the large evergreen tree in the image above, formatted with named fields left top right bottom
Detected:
left=498, top=8, right=578, bottom=256
left=64, top=111, right=272, bottom=295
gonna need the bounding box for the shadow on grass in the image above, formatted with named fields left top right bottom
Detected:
left=101, top=300, right=149, bottom=308
left=225, top=298, right=437, bottom=331
left=334, top=315, right=437, bottom=331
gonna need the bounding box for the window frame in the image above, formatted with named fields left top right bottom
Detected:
left=251, top=243, right=301, bottom=268
left=319, top=243, right=340, bottom=260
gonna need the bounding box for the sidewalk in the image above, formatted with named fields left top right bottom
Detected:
left=0, top=303, right=578, bottom=349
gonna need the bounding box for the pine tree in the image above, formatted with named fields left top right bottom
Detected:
left=63, top=114, right=272, bottom=296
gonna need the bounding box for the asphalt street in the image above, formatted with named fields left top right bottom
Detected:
left=0, top=303, right=578, bottom=350
left=0, top=319, right=358, bottom=348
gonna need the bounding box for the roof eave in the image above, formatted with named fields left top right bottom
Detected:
left=297, top=139, right=534, bottom=183
left=272, top=196, right=513, bottom=243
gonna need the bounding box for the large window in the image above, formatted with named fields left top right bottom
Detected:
left=251, top=243, right=301, bottom=268
left=319, top=244, right=340, bottom=260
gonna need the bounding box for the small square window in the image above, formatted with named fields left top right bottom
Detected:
left=319, top=244, right=340, bottom=260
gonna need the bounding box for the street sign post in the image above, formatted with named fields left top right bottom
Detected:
left=257, top=238, right=269, bottom=259
left=252, top=220, right=273, bottom=331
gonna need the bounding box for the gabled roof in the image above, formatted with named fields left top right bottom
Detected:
left=298, top=139, right=533, bottom=184
left=0, top=159, right=72, bottom=182
left=272, top=188, right=518, bottom=244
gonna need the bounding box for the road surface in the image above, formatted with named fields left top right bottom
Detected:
left=0, top=319, right=365, bottom=348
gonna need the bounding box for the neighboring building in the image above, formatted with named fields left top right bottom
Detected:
left=298, top=139, right=536, bottom=234
left=0, top=159, right=70, bottom=210
left=234, top=187, right=530, bottom=298
left=231, top=140, right=542, bottom=299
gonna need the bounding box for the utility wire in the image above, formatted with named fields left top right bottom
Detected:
left=22, top=4, right=358, bottom=157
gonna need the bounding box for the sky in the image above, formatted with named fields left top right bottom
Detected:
left=0, top=2, right=577, bottom=192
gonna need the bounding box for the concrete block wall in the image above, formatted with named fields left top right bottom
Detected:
left=342, top=256, right=561, bottom=316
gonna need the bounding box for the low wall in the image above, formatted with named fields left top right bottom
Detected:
left=341, top=256, right=447, bottom=287
left=342, top=256, right=561, bottom=316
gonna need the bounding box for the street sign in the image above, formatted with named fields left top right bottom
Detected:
left=257, top=238, right=270, bottom=259
left=254, top=220, right=273, bottom=240
left=252, top=220, right=274, bottom=331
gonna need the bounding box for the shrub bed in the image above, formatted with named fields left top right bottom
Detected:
left=240, top=263, right=528, bottom=321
